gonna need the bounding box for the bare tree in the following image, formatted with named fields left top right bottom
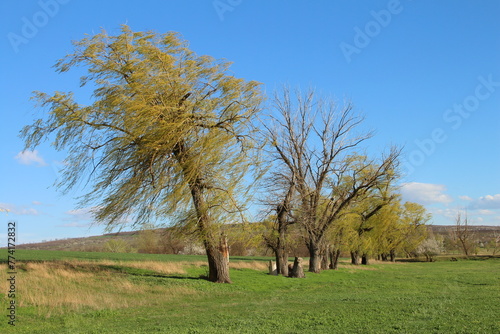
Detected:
left=264, top=88, right=400, bottom=273
left=262, top=175, right=296, bottom=276
left=453, top=211, right=475, bottom=257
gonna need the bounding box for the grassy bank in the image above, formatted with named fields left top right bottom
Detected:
left=1, top=250, right=499, bottom=333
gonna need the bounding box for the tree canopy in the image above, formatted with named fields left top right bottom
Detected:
left=22, top=25, right=262, bottom=228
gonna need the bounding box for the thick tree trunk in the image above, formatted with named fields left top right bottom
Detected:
left=276, top=222, right=289, bottom=276
left=390, top=249, right=396, bottom=262
left=381, top=253, right=388, bottom=261
left=361, top=254, right=370, bottom=265
left=205, top=236, right=231, bottom=283
left=307, top=242, right=322, bottom=273
left=275, top=247, right=289, bottom=277
left=329, top=248, right=341, bottom=270
left=351, top=251, right=360, bottom=265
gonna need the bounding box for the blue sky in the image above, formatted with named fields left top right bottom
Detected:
left=1, top=0, right=499, bottom=244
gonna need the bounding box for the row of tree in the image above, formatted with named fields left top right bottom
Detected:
left=21, top=26, right=429, bottom=283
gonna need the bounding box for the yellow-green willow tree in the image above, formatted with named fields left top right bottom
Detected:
left=21, top=26, right=263, bottom=283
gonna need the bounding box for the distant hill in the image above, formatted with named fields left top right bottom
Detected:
left=16, top=230, right=144, bottom=252
left=15, top=224, right=500, bottom=254
left=428, top=225, right=500, bottom=244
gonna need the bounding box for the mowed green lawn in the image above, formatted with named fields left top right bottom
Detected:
left=1, top=250, right=499, bottom=334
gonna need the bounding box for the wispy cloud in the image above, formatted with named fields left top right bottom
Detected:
left=58, top=222, right=91, bottom=228
left=0, top=202, right=41, bottom=216
left=14, top=150, right=47, bottom=166
left=59, top=206, right=97, bottom=228
left=65, top=207, right=96, bottom=220
left=430, top=193, right=500, bottom=226
left=469, top=194, right=500, bottom=210
left=400, top=182, right=453, bottom=205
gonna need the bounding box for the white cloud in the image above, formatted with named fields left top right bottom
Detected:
left=459, top=195, right=472, bottom=201
left=15, top=150, right=47, bottom=166
left=477, top=209, right=495, bottom=215
left=0, top=202, right=41, bottom=216
left=432, top=208, right=456, bottom=220
left=65, top=207, right=96, bottom=220
left=400, top=182, right=453, bottom=205
left=470, top=194, right=500, bottom=210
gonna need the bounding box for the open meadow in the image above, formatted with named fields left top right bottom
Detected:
left=1, top=250, right=499, bottom=333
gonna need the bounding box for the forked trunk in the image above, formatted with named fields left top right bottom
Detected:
left=329, top=248, right=341, bottom=270
left=275, top=221, right=289, bottom=276
left=274, top=184, right=293, bottom=277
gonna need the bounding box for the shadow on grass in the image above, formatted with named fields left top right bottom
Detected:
left=98, top=264, right=208, bottom=281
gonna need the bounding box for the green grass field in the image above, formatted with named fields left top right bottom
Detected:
left=1, top=250, right=499, bottom=333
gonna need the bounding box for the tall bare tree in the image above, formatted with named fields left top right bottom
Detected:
left=453, top=210, right=475, bottom=257
left=264, top=88, right=400, bottom=273
left=20, top=26, right=263, bottom=283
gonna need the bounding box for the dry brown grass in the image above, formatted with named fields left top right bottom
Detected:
left=0, top=258, right=272, bottom=316
left=229, top=261, right=268, bottom=271
left=1, top=258, right=270, bottom=315
left=1, top=260, right=197, bottom=315
left=337, top=264, right=378, bottom=272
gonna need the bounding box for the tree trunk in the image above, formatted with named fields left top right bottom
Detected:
left=277, top=221, right=289, bottom=276
left=329, top=248, right=341, bottom=270
left=205, top=236, right=231, bottom=283
left=390, top=249, right=396, bottom=262
left=173, top=141, right=231, bottom=283
left=275, top=246, right=289, bottom=277
left=381, top=253, right=388, bottom=261
left=188, top=176, right=231, bottom=283
left=321, top=244, right=330, bottom=270
left=307, top=241, right=322, bottom=273
left=351, top=251, right=360, bottom=265
left=361, top=254, right=370, bottom=265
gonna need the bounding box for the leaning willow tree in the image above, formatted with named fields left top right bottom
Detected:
left=21, top=26, right=263, bottom=283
